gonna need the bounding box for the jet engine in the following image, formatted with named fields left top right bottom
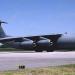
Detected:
left=37, top=40, right=52, bottom=46
left=20, top=40, right=34, bottom=50
left=10, top=38, right=35, bottom=50
left=36, top=37, right=53, bottom=50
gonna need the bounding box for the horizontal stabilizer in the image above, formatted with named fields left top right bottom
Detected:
left=0, top=20, right=7, bottom=26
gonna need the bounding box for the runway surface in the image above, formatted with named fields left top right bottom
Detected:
left=0, top=51, right=75, bottom=71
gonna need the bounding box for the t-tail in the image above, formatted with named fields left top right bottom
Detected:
left=0, top=20, right=7, bottom=38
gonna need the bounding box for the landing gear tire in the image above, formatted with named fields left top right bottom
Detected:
left=46, top=49, right=53, bottom=52
left=35, top=49, right=43, bottom=52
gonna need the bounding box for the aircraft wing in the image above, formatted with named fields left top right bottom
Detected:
left=0, top=34, right=62, bottom=43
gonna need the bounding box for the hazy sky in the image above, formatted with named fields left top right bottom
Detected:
left=0, top=0, right=75, bottom=36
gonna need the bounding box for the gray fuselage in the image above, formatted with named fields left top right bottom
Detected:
left=56, top=34, right=75, bottom=50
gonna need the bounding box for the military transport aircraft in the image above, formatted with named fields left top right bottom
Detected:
left=0, top=20, right=75, bottom=52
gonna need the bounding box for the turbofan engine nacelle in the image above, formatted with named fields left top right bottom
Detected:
left=10, top=40, right=34, bottom=50
left=20, top=40, right=34, bottom=49
left=36, top=39, right=53, bottom=49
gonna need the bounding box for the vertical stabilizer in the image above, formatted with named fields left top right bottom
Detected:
left=0, top=20, right=7, bottom=38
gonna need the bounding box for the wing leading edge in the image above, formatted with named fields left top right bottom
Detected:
left=0, top=34, right=62, bottom=43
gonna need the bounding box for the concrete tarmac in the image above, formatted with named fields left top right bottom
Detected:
left=0, top=51, right=75, bottom=71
